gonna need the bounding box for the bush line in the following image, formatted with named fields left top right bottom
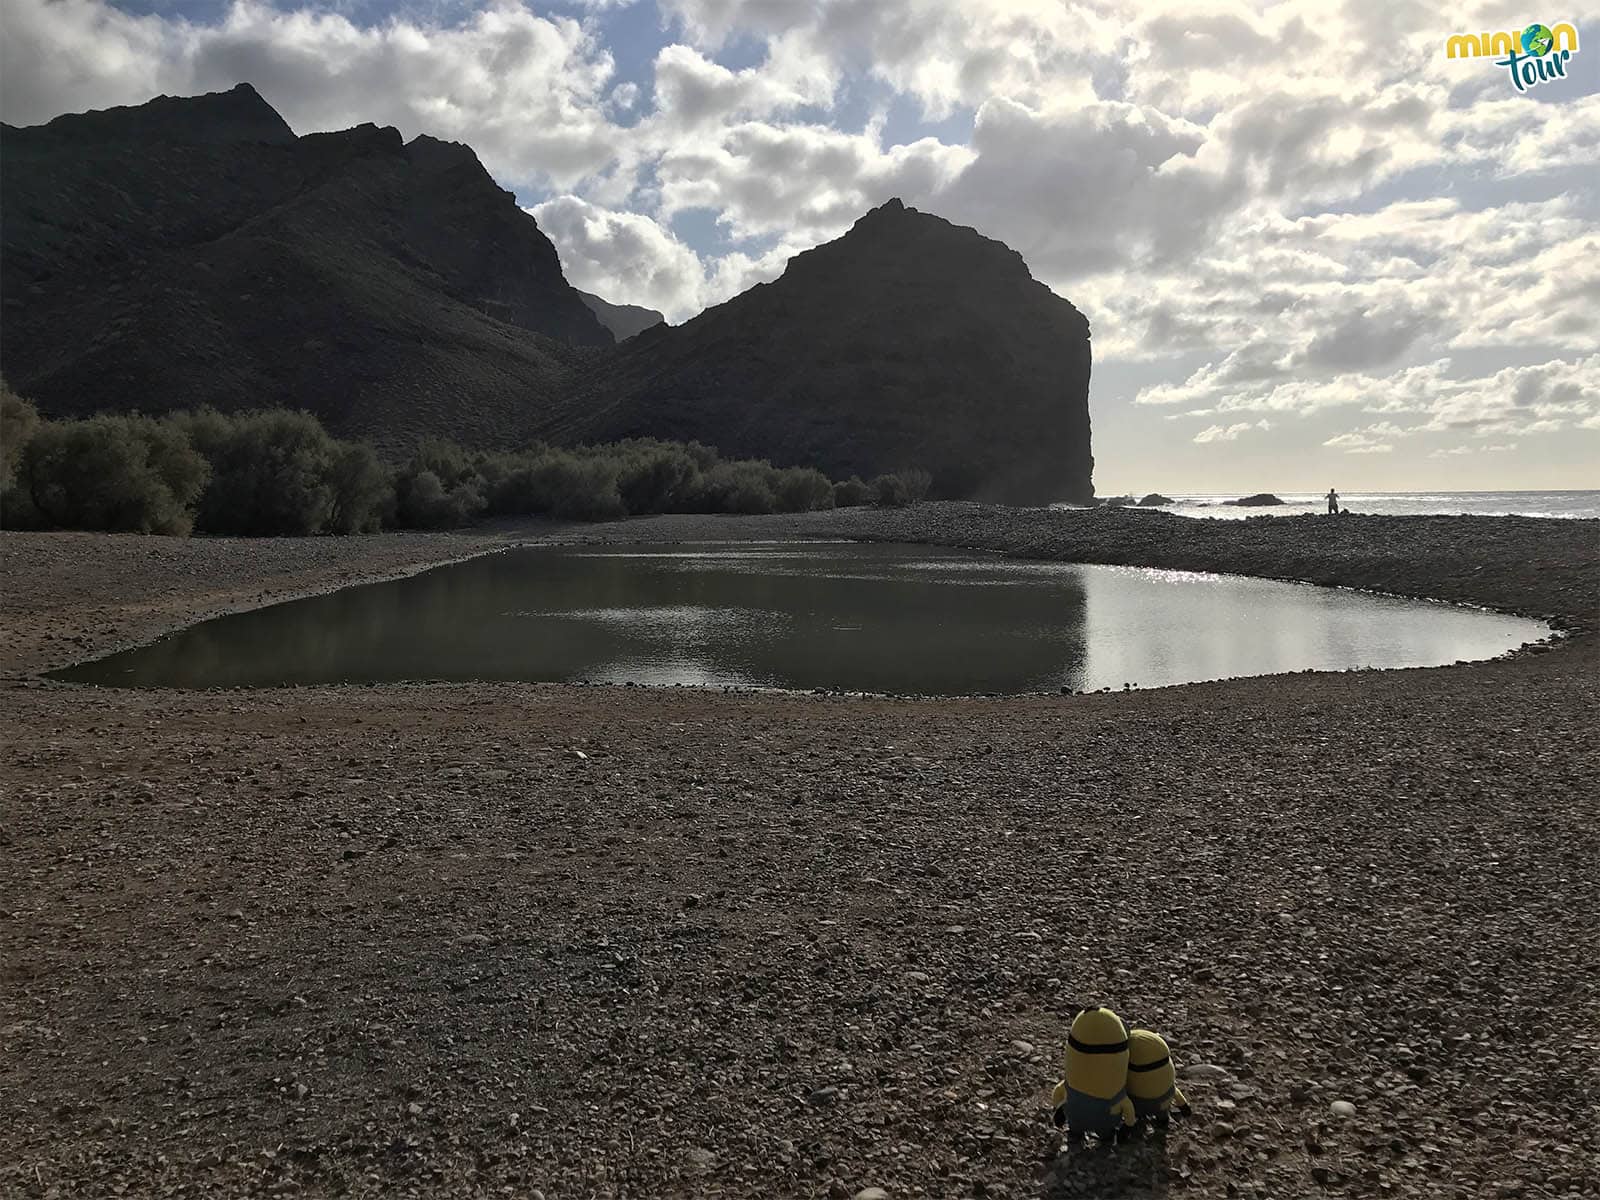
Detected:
left=0, top=385, right=933, bottom=536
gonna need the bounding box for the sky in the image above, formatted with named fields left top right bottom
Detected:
left=2, top=0, right=1598, bottom=494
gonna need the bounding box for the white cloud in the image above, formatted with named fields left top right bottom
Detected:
left=1194, top=421, right=1256, bottom=444
left=1, top=0, right=628, bottom=190
left=530, top=193, right=800, bottom=321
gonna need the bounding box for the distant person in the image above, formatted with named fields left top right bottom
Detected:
left=1326, top=488, right=1339, bottom=515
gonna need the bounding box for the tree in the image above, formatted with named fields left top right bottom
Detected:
left=13, top=414, right=208, bottom=534
left=1, top=381, right=40, bottom=496
left=178, top=409, right=339, bottom=535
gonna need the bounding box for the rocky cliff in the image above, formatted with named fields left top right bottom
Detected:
left=549, top=200, right=1093, bottom=502
left=3, top=88, right=1094, bottom=501
left=577, top=291, right=666, bottom=341
left=0, top=84, right=610, bottom=453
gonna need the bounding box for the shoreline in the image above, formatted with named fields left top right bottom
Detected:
left=6, top=504, right=1595, bottom=687
left=2, top=506, right=1597, bottom=1200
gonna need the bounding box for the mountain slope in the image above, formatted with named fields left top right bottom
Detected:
left=548, top=200, right=1094, bottom=502
left=0, top=84, right=609, bottom=453
left=577, top=291, right=666, bottom=341
left=3, top=88, right=1094, bottom=500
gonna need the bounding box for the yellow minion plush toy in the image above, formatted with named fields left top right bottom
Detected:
left=1049, top=1006, right=1137, bottom=1140
left=1126, top=1029, right=1190, bottom=1124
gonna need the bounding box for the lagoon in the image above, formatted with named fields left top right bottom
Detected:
left=52, top=542, right=1547, bottom=694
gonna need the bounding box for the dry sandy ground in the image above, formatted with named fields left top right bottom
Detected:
left=2, top=506, right=1597, bottom=1200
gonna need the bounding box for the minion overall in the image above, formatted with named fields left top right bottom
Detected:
left=1050, top=1006, right=1137, bottom=1140
left=1126, top=1029, right=1190, bottom=1124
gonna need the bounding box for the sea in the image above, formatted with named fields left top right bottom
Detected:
left=1054, top=490, right=1600, bottom=520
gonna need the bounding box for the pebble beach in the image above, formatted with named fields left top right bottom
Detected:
left=2, top=504, right=1597, bottom=1199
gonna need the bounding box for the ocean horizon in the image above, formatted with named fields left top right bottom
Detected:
left=1055, top=489, right=1600, bottom=520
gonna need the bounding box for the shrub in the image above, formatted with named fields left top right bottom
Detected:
left=522, top=453, right=626, bottom=520
left=832, top=475, right=872, bottom=507
left=692, top=461, right=778, bottom=514
left=177, top=409, right=339, bottom=535
left=872, top=468, right=933, bottom=507
left=10, top=414, right=207, bottom=534
left=614, top=443, right=700, bottom=514
left=775, top=466, right=836, bottom=513
left=393, top=467, right=486, bottom=529
left=1, top=381, right=40, bottom=495
left=409, top=437, right=478, bottom=488
left=326, top=442, right=389, bottom=533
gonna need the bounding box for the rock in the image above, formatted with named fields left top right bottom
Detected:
left=1223, top=493, right=1286, bottom=506
left=686, top=1147, right=716, bottom=1167
left=853, top=1189, right=891, bottom=1200
left=1330, top=1100, right=1357, bottom=1118
left=1138, top=493, right=1174, bottom=506
left=807, top=1085, right=841, bottom=1106
left=570, top=199, right=1095, bottom=504
left=577, top=290, right=665, bottom=341
left=1010, top=1040, right=1035, bottom=1054
left=1, top=87, right=613, bottom=451
left=1184, top=1063, right=1232, bottom=1079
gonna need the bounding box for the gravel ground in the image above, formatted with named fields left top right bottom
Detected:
left=2, top=505, right=1597, bottom=1200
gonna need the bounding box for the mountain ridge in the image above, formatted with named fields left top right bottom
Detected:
left=1, top=85, right=1094, bottom=501
left=550, top=198, right=1094, bottom=502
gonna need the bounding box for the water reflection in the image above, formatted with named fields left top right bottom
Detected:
left=52, top=542, right=1544, bottom=694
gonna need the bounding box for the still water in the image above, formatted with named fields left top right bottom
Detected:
left=53, top=543, right=1547, bottom=695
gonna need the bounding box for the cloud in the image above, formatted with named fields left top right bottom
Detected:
left=1, top=0, right=627, bottom=190
left=1194, top=421, right=1256, bottom=444
left=651, top=119, right=972, bottom=240
left=531, top=194, right=804, bottom=321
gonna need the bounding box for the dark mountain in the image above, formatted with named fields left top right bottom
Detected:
left=2, top=87, right=1094, bottom=501
left=547, top=200, right=1093, bottom=502
left=1, top=84, right=610, bottom=454
left=577, top=290, right=666, bottom=341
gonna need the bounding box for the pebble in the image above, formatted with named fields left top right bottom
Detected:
left=1330, top=1100, right=1357, bottom=1118
left=853, top=1189, right=890, bottom=1200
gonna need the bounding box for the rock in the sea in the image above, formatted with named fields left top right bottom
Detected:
left=1224, top=493, right=1286, bottom=506
left=1138, top=493, right=1174, bottom=506
left=1100, top=495, right=1137, bottom=507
